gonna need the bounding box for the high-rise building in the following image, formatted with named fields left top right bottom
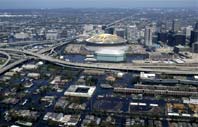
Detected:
left=192, top=42, right=198, bottom=53
left=190, top=22, right=198, bottom=47
left=190, top=31, right=198, bottom=46
left=144, top=26, right=153, bottom=46
left=174, top=34, right=186, bottom=46
left=114, top=28, right=126, bottom=39
left=195, top=22, right=198, bottom=30
left=102, top=25, right=107, bottom=30
left=46, top=30, right=59, bottom=40
left=83, top=24, right=94, bottom=32
left=126, top=25, right=138, bottom=43
left=157, top=32, right=168, bottom=43
left=105, top=27, right=114, bottom=35
left=160, top=23, right=167, bottom=33
left=172, top=19, right=179, bottom=33
left=168, top=33, right=186, bottom=46
left=184, top=26, right=193, bottom=37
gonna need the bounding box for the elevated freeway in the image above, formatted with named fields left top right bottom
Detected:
left=2, top=48, right=198, bottom=75
left=34, top=56, right=198, bottom=75
left=0, top=58, right=29, bottom=75
left=1, top=36, right=198, bottom=75
left=0, top=37, right=77, bottom=75
left=0, top=51, right=11, bottom=69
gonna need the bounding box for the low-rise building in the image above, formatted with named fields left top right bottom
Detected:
left=27, top=73, right=40, bottom=79
left=43, top=112, right=80, bottom=126
left=22, top=64, right=38, bottom=70
left=64, top=85, right=96, bottom=98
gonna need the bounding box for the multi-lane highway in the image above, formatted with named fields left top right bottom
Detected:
left=0, top=37, right=77, bottom=75
left=1, top=36, right=198, bottom=75
left=0, top=51, right=11, bottom=69
left=2, top=48, right=198, bottom=75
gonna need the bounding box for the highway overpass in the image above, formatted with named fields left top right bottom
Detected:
left=0, top=51, right=11, bottom=69
left=3, top=48, right=197, bottom=75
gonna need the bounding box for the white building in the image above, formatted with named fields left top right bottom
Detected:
left=27, top=73, right=40, bottom=79
left=172, top=19, right=179, bottom=32
left=184, top=26, right=193, bottom=37
left=14, top=32, right=30, bottom=40
left=83, top=24, right=94, bottom=32
left=183, top=97, right=198, bottom=104
left=95, top=49, right=126, bottom=62
left=140, top=72, right=156, bottom=79
left=64, top=85, right=96, bottom=98
left=46, top=30, right=59, bottom=40
left=22, top=64, right=38, bottom=70
left=126, top=25, right=138, bottom=43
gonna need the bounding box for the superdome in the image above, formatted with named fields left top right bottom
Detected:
left=86, top=34, right=127, bottom=45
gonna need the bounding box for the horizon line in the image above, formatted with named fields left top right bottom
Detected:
left=0, top=7, right=197, bottom=10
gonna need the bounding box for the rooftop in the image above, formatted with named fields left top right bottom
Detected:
left=64, top=85, right=96, bottom=98
left=86, top=34, right=127, bottom=45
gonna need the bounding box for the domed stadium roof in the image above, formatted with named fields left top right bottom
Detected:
left=86, top=34, right=127, bottom=45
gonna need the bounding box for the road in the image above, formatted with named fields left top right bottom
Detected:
left=0, top=37, right=77, bottom=75
left=1, top=36, right=198, bottom=75
left=2, top=48, right=198, bottom=75
left=105, top=16, right=133, bottom=29
left=0, top=58, right=29, bottom=75
left=0, top=51, right=11, bottom=69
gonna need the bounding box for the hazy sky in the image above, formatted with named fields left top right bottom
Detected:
left=0, top=0, right=197, bottom=9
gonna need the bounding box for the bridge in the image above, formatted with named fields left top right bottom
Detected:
left=105, top=16, right=133, bottom=29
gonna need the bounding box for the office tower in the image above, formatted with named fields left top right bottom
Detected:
left=114, top=28, right=126, bottom=39
left=168, top=33, right=186, bottom=46
left=192, top=42, right=198, bottom=53
left=102, top=25, right=107, bottom=30
left=83, top=24, right=94, bottom=32
left=190, top=22, right=198, bottom=46
left=126, top=25, right=138, bottom=42
left=157, top=32, right=168, bottom=43
left=172, top=19, right=179, bottom=33
left=184, top=26, right=193, bottom=37
left=174, top=34, right=186, bottom=46
left=105, top=27, right=114, bottom=35
left=46, top=30, right=59, bottom=40
left=195, top=22, right=198, bottom=30
left=190, top=30, right=198, bottom=46
left=144, top=26, right=153, bottom=46
left=160, top=23, right=167, bottom=33
left=190, top=31, right=198, bottom=47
